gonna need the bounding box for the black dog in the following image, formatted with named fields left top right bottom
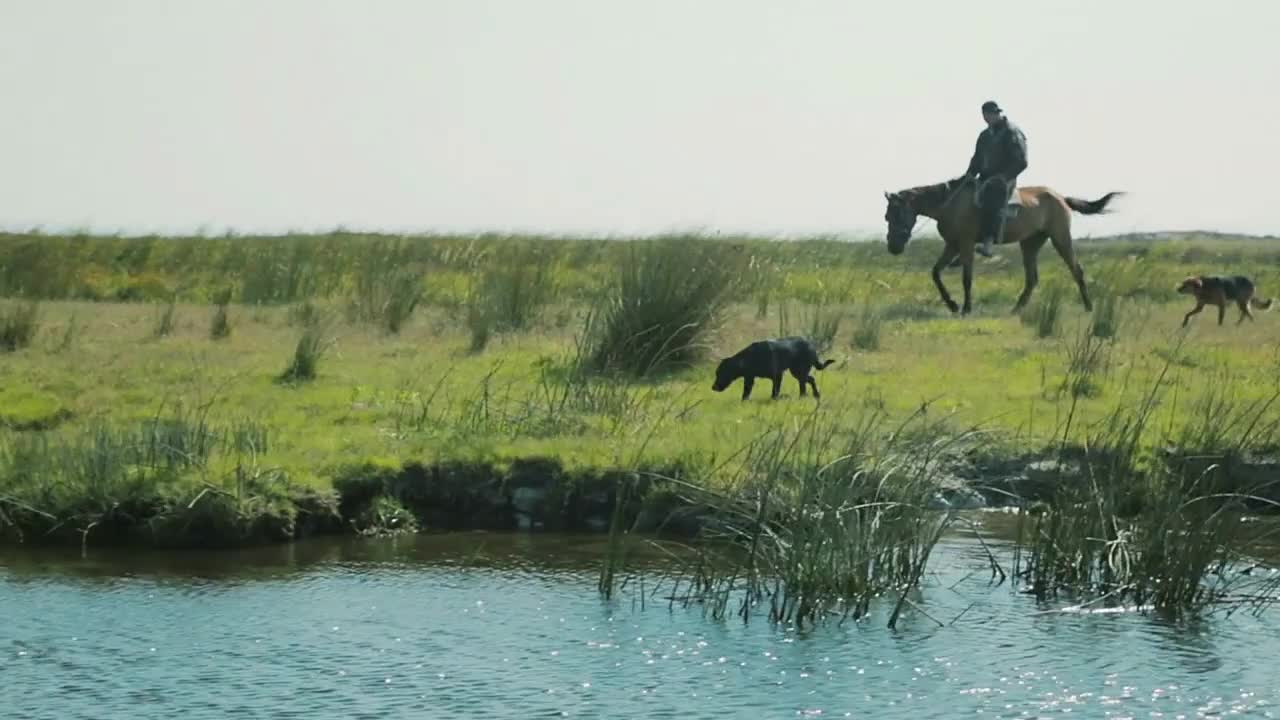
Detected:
left=711, top=337, right=835, bottom=400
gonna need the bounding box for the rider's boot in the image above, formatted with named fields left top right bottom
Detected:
left=977, top=203, right=1005, bottom=258
left=977, top=233, right=995, bottom=258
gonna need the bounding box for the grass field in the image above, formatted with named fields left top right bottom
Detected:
left=3, top=230, right=1280, bottom=556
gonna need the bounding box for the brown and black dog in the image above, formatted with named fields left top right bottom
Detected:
left=1176, top=274, right=1273, bottom=327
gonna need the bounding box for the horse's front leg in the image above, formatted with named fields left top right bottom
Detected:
left=959, top=245, right=976, bottom=315
left=931, top=245, right=961, bottom=314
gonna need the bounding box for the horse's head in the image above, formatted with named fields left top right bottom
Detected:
left=883, top=191, right=917, bottom=255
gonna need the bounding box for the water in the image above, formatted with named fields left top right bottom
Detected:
left=4, top=531, right=1279, bottom=719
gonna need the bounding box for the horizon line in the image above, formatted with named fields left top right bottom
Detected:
left=2, top=226, right=1279, bottom=243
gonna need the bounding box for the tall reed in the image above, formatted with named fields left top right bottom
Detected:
left=1012, top=344, right=1280, bottom=617
left=586, top=237, right=745, bottom=376
left=602, top=403, right=977, bottom=628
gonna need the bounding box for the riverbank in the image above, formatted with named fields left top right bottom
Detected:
left=3, top=231, right=1280, bottom=550
left=5, top=434, right=1280, bottom=549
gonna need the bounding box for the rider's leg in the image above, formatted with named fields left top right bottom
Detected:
left=950, top=205, right=1002, bottom=266
left=982, top=211, right=1007, bottom=258
left=976, top=178, right=1010, bottom=257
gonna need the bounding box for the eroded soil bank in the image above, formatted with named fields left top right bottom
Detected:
left=2, top=447, right=1276, bottom=550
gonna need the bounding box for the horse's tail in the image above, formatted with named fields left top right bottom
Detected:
left=1064, top=191, right=1124, bottom=215
left=1250, top=296, right=1274, bottom=311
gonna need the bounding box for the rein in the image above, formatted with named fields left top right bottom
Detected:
left=901, top=177, right=973, bottom=234
left=939, top=176, right=975, bottom=212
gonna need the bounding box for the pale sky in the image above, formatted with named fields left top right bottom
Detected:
left=2, top=1, right=1278, bottom=239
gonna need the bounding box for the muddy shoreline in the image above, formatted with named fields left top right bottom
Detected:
left=2, top=446, right=1276, bottom=551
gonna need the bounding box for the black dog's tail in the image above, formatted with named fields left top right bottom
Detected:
left=815, top=358, right=835, bottom=371
left=1065, top=191, right=1124, bottom=215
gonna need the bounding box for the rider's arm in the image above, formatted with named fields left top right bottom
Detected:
left=1004, top=129, right=1028, bottom=177
left=964, top=134, right=983, bottom=177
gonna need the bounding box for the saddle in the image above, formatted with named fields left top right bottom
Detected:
left=1001, top=192, right=1024, bottom=219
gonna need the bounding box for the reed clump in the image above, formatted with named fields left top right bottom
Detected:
left=278, top=311, right=335, bottom=383
left=0, top=300, right=39, bottom=352
left=585, top=237, right=746, bottom=377
left=1012, top=348, right=1280, bottom=617
left=598, top=403, right=980, bottom=628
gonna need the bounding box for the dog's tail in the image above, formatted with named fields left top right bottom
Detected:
left=1065, top=191, right=1124, bottom=215
left=1250, top=296, right=1274, bottom=311
left=815, top=358, right=835, bottom=371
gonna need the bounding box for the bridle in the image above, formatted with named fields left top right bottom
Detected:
left=895, top=176, right=975, bottom=236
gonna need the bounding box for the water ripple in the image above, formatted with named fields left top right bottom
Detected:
left=3, top=534, right=1279, bottom=719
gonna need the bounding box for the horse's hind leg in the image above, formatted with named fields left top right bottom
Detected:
left=1013, top=233, right=1048, bottom=313
left=1049, top=229, right=1092, bottom=312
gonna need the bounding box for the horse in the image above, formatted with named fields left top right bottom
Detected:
left=882, top=176, right=1123, bottom=315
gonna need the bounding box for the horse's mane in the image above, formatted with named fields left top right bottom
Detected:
left=896, top=176, right=968, bottom=210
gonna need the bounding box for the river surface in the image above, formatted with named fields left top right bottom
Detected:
left=3, top=530, right=1279, bottom=719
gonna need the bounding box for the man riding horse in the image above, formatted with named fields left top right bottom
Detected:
left=966, top=100, right=1028, bottom=259
left=882, top=100, right=1121, bottom=316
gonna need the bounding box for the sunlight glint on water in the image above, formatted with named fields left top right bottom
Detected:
left=3, top=533, right=1278, bottom=719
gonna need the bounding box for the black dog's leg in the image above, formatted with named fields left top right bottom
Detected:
left=770, top=374, right=783, bottom=399
left=741, top=377, right=755, bottom=401
left=807, top=376, right=820, bottom=399
left=1183, top=303, right=1203, bottom=327
left=1217, top=303, right=1226, bottom=325
left=791, top=368, right=807, bottom=397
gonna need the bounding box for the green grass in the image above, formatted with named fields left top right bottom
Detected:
left=1022, top=282, right=1066, bottom=339
left=210, top=289, right=232, bottom=341
left=1, top=299, right=40, bottom=352
left=850, top=298, right=886, bottom=351
left=1011, top=346, right=1280, bottom=617
left=153, top=295, right=179, bottom=339
left=3, top=231, right=1280, bottom=573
